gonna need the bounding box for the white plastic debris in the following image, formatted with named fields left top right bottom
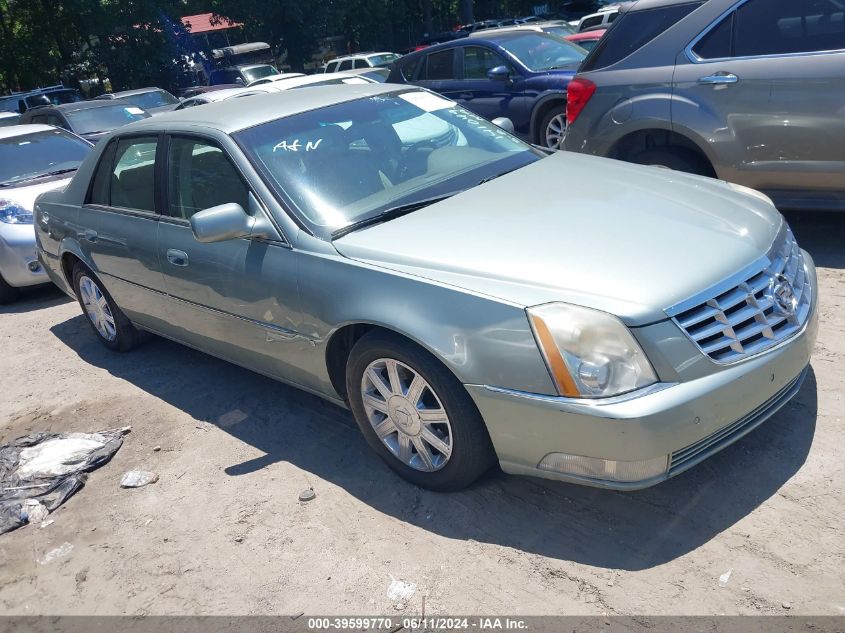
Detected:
left=387, top=577, right=417, bottom=602
left=22, top=499, right=49, bottom=524
left=16, top=435, right=108, bottom=479
left=719, top=569, right=733, bottom=587
left=39, top=542, right=73, bottom=564
left=120, top=471, right=159, bottom=488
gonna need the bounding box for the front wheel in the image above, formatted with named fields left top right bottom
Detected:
left=346, top=331, right=496, bottom=491
left=539, top=105, right=567, bottom=150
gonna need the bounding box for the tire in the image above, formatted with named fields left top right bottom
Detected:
left=0, top=273, right=20, bottom=305
left=632, top=147, right=714, bottom=177
left=538, top=105, right=568, bottom=150
left=346, top=330, right=496, bottom=491
left=72, top=263, right=144, bottom=352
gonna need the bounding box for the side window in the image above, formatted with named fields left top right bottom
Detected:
left=31, top=115, right=48, bottom=124
left=463, top=46, right=512, bottom=79
left=400, top=56, right=421, bottom=81
left=733, top=0, right=844, bottom=57
left=327, top=61, right=339, bottom=73
left=423, top=49, right=455, bottom=80
left=581, top=16, right=604, bottom=29
left=109, top=137, right=158, bottom=212
left=88, top=140, right=119, bottom=206
left=167, top=137, right=250, bottom=220
left=581, top=2, right=703, bottom=71
left=693, top=12, right=734, bottom=59
left=354, top=59, right=369, bottom=68
left=46, top=115, right=66, bottom=129
left=339, top=59, right=354, bottom=71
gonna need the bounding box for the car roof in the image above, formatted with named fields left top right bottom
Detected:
left=0, top=124, right=55, bottom=139
left=108, top=87, right=167, bottom=97
left=125, top=83, right=406, bottom=135
left=39, top=100, right=138, bottom=114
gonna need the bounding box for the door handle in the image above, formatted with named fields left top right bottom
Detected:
left=698, top=72, right=738, bottom=85
left=83, top=229, right=98, bottom=242
left=166, top=249, right=189, bottom=267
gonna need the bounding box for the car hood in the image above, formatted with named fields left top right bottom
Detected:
left=1, top=177, right=73, bottom=210
left=333, top=152, right=783, bottom=325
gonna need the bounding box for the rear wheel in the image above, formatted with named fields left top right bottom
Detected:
left=72, top=264, right=144, bottom=352
left=632, top=147, right=714, bottom=177
left=539, top=105, right=568, bottom=150
left=0, top=273, right=20, bottom=304
left=346, top=331, right=496, bottom=491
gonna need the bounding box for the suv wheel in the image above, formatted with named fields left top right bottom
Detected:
left=346, top=331, right=496, bottom=491
left=72, top=264, right=144, bottom=352
left=632, top=147, right=714, bottom=177
left=540, top=105, right=567, bottom=150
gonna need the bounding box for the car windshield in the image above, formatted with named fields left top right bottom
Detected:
left=235, top=90, right=540, bottom=236
left=66, top=105, right=149, bottom=135
left=368, top=53, right=401, bottom=67
left=242, top=65, right=279, bottom=83
left=544, top=24, right=576, bottom=36
left=0, top=128, right=91, bottom=186
left=119, top=89, right=178, bottom=109
left=499, top=32, right=586, bottom=70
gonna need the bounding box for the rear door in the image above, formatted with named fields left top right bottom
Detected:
left=78, top=134, right=170, bottom=327
left=673, top=0, right=845, bottom=206
left=416, top=47, right=460, bottom=99
left=156, top=134, right=308, bottom=384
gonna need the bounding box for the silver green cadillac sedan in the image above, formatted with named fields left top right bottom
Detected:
left=34, top=84, right=818, bottom=491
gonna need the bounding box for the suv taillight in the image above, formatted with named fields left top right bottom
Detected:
left=566, top=77, right=597, bottom=126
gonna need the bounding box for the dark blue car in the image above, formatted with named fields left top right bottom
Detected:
left=387, top=30, right=586, bottom=149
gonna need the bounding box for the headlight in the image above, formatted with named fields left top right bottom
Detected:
left=527, top=303, right=658, bottom=398
left=0, top=199, right=33, bottom=224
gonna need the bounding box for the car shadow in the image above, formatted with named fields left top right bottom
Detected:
left=1, top=284, right=70, bottom=314
left=784, top=210, right=845, bottom=269
left=50, top=315, right=817, bottom=571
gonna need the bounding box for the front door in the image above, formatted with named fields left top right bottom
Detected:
left=453, top=45, right=529, bottom=129
left=155, top=135, right=310, bottom=385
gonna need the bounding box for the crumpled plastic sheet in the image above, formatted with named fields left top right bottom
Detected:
left=0, top=427, right=129, bottom=534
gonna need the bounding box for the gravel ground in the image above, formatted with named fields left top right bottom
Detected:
left=0, top=211, right=842, bottom=616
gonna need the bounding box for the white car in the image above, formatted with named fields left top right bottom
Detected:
left=322, top=52, right=401, bottom=73
left=0, top=112, right=21, bottom=127
left=576, top=5, right=621, bottom=31
left=176, top=72, right=378, bottom=109
left=246, top=72, right=304, bottom=87
left=0, top=125, right=92, bottom=302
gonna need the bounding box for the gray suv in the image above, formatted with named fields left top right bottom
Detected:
left=564, top=0, right=845, bottom=212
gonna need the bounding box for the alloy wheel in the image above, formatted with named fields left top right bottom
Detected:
left=545, top=113, right=567, bottom=149
left=79, top=275, right=117, bottom=342
left=360, top=358, right=453, bottom=472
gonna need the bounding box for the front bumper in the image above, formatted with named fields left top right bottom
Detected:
left=466, top=277, right=819, bottom=490
left=0, top=223, right=49, bottom=288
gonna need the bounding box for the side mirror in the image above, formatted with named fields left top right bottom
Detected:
left=190, top=198, right=280, bottom=244
left=491, top=117, right=515, bottom=134
left=487, top=65, right=511, bottom=82
left=190, top=203, right=253, bottom=243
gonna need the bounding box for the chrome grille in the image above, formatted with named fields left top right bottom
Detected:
left=670, top=227, right=812, bottom=364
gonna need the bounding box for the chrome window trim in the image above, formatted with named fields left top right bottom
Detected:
left=685, top=0, right=845, bottom=64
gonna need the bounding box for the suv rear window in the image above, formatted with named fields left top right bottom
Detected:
left=580, top=2, right=704, bottom=71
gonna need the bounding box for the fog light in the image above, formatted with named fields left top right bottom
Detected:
left=27, top=260, right=41, bottom=273
left=538, top=452, right=669, bottom=483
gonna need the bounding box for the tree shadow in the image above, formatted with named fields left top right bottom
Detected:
left=1, top=284, right=70, bottom=314
left=50, top=315, right=817, bottom=571
left=784, top=210, right=845, bottom=269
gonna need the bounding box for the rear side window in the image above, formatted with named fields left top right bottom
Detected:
left=423, top=49, right=455, bottom=80
left=100, top=137, right=158, bottom=212
left=693, top=12, right=734, bottom=59
left=354, top=59, right=369, bottom=68
left=734, top=0, right=844, bottom=56
left=581, top=15, right=605, bottom=30
left=339, top=59, right=354, bottom=71
left=581, top=2, right=704, bottom=71
left=399, top=56, right=421, bottom=81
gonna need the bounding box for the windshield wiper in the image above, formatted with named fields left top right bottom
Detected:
left=332, top=192, right=459, bottom=239
left=39, top=168, right=78, bottom=178
left=4, top=168, right=77, bottom=185
left=477, top=166, right=523, bottom=186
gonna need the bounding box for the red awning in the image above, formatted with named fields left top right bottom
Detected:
left=181, top=13, right=243, bottom=34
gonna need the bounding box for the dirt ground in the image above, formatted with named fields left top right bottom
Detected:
left=0, top=211, right=842, bottom=617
